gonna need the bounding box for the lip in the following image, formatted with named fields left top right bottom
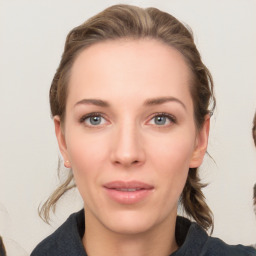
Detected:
left=103, top=180, right=154, bottom=205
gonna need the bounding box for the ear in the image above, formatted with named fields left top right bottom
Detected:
left=54, top=116, right=71, bottom=168
left=189, top=115, right=210, bottom=168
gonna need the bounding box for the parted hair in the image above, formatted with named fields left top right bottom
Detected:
left=40, top=4, right=216, bottom=232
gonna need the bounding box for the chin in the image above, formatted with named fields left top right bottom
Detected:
left=100, top=209, right=164, bottom=236
left=107, top=219, right=154, bottom=235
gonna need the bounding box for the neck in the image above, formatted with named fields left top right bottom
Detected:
left=82, top=212, right=178, bottom=256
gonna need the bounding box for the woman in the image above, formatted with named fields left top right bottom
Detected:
left=31, top=4, right=256, bottom=256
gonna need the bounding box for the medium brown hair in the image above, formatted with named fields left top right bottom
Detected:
left=40, top=4, right=216, bottom=232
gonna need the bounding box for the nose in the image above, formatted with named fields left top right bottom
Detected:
left=110, top=121, right=146, bottom=168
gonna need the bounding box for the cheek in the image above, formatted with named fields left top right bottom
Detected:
left=65, top=129, right=109, bottom=192
left=68, top=140, right=91, bottom=170
left=148, top=132, right=195, bottom=193
left=150, top=132, right=195, bottom=172
left=66, top=124, right=109, bottom=165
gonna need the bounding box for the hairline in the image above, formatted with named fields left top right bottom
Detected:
left=59, top=37, right=198, bottom=126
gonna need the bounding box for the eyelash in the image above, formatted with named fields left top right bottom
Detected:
left=148, top=112, right=177, bottom=126
left=79, top=112, right=107, bottom=125
left=79, top=112, right=177, bottom=127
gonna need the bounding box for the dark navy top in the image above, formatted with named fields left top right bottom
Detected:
left=31, top=209, right=256, bottom=256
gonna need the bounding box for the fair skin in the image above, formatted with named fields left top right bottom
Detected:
left=54, top=39, right=209, bottom=256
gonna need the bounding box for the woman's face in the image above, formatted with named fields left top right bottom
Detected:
left=55, top=39, right=209, bottom=235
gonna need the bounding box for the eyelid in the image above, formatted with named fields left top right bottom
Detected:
left=79, top=112, right=176, bottom=127
left=146, top=112, right=177, bottom=126
left=79, top=112, right=109, bottom=126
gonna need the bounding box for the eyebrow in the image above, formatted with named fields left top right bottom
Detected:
left=74, top=96, right=186, bottom=110
left=74, top=99, right=110, bottom=108
left=144, top=97, right=187, bottom=110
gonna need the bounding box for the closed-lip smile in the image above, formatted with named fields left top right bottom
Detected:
left=103, top=180, right=154, bottom=204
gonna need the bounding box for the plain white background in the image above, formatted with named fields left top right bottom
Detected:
left=0, top=0, right=256, bottom=254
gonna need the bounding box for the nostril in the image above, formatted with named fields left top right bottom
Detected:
left=113, top=158, right=142, bottom=167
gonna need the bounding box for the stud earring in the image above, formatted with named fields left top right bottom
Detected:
left=64, top=160, right=70, bottom=168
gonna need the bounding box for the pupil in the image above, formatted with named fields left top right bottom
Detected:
left=90, top=116, right=101, bottom=125
left=155, top=116, right=166, bottom=125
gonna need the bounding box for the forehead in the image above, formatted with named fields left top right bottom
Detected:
left=67, top=39, right=192, bottom=108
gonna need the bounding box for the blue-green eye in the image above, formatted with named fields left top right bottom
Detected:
left=81, top=114, right=107, bottom=126
left=148, top=113, right=175, bottom=126
left=154, top=116, right=167, bottom=125
left=88, top=116, right=102, bottom=125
